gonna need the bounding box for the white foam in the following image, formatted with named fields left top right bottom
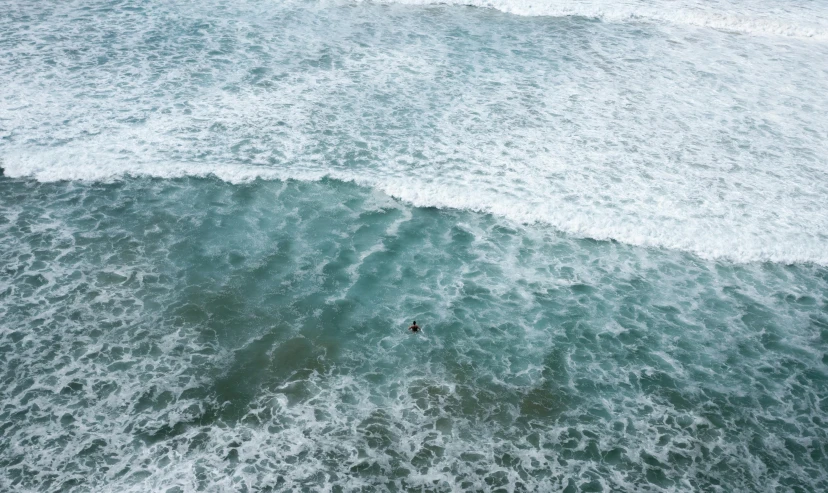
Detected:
left=369, top=0, right=828, bottom=40
left=5, top=147, right=827, bottom=265
left=2, top=0, right=828, bottom=267
left=2, top=168, right=827, bottom=491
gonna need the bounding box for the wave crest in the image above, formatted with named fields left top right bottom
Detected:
left=373, top=0, right=828, bottom=40
left=4, top=152, right=827, bottom=266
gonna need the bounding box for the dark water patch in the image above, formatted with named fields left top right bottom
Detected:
left=0, top=176, right=827, bottom=491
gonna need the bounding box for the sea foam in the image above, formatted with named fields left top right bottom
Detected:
left=2, top=177, right=826, bottom=492
left=370, top=0, right=828, bottom=40
left=1, top=0, right=827, bottom=266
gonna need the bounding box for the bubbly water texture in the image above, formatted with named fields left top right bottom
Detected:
left=387, top=0, right=828, bottom=39
left=1, top=1, right=828, bottom=492
left=2, top=178, right=827, bottom=492
left=3, top=0, right=828, bottom=263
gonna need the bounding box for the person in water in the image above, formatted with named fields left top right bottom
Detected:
left=409, top=320, right=420, bottom=333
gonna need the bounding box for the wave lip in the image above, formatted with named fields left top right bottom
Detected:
left=2, top=0, right=827, bottom=267
left=4, top=153, right=827, bottom=267
left=374, top=0, right=828, bottom=40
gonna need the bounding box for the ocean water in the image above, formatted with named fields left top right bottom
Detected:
left=1, top=1, right=827, bottom=492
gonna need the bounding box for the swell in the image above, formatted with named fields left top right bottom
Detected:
left=2, top=0, right=827, bottom=266
left=375, top=0, right=828, bottom=40
left=3, top=156, right=827, bottom=267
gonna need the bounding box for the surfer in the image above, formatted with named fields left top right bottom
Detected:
left=408, top=320, right=420, bottom=333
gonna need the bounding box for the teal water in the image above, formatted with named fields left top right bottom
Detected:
left=1, top=177, right=826, bottom=491
left=2, top=0, right=828, bottom=491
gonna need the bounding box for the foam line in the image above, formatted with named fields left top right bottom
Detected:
left=4, top=153, right=827, bottom=266
left=2, top=0, right=827, bottom=266
left=371, top=0, right=828, bottom=40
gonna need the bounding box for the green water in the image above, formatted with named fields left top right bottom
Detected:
left=1, top=177, right=826, bottom=491
left=2, top=0, right=828, bottom=490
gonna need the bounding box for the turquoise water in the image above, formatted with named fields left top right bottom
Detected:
left=2, top=1, right=828, bottom=491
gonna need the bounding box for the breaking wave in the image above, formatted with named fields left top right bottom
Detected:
left=372, top=0, right=828, bottom=40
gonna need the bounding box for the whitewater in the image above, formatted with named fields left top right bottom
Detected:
left=1, top=0, right=827, bottom=491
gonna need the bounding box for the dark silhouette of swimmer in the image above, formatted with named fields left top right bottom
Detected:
left=409, top=320, right=420, bottom=333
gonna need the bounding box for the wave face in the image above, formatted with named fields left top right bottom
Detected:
left=379, top=0, right=828, bottom=39
left=2, top=2, right=828, bottom=492
left=2, top=0, right=828, bottom=264
left=1, top=177, right=827, bottom=492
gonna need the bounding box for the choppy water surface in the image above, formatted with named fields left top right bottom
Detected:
left=1, top=0, right=827, bottom=491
